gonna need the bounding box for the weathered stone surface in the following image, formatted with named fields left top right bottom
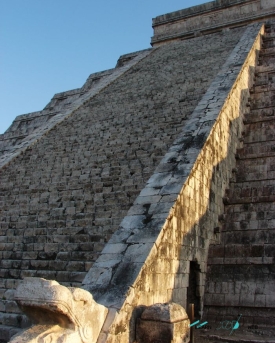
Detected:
left=0, top=50, right=152, bottom=169
left=140, top=302, right=188, bottom=323
left=9, top=277, right=107, bottom=343
left=0, top=20, right=249, bottom=341
left=152, top=0, right=275, bottom=45
left=204, top=20, right=275, bottom=326
left=136, top=303, right=189, bottom=343
left=0, top=1, right=274, bottom=342
left=83, top=22, right=264, bottom=343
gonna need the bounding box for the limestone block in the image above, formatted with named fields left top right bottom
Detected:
left=261, top=0, right=275, bottom=9
left=136, top=303, right=190, bottom=343
left=9, top=277, right=108, bottom=343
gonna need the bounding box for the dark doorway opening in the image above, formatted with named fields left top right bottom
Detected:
left=187, top=261, right=201, bottom=318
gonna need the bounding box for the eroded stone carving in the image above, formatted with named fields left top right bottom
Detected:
left=9, top=277, right=108, bottom=343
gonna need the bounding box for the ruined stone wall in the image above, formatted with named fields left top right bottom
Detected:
left=82, top=23, right=263, bottom=343
left=0, top=28, right=246, bottom=340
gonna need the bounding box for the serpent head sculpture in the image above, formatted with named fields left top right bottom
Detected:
left=9, top=278, right=108, bottom=343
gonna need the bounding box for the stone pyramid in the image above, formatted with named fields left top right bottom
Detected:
left=0, top=1, right=275, bottom=342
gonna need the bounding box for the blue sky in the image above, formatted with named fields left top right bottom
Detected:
left=1, top=0, right=207, bottom=134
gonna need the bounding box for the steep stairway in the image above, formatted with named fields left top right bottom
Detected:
left=0, top=26, right=249, bottom=341
left=202, top=21, right=275, bottom=342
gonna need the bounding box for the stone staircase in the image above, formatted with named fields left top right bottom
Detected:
left=0, top=26, right=249, bottom=341
left=202, top=21, right=275, bottom=342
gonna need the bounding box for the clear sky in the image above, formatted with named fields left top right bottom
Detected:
left=1, top=0, right=207, bottom=134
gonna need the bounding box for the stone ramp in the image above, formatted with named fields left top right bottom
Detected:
left=203, top=20, right=275, bottom=341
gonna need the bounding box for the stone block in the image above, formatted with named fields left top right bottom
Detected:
left=266, top=293, right=275, bottom=307
left=136, top=303, right=190, bottom=343
left=101, top=243, right=128, bottom=255
left=224, top=294, right=240, bottom=306
left=5, top=301, right=20, bottom=314
left=0, top=300, right=5, bottom=312
left=255, top=294, right=266, bottom=307
left=172, top=288, right=187, bottom=307
left=124, top=243, right=154, bottom=263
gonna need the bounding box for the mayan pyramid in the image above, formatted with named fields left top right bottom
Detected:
left=0, top=1, right=275, bottom=342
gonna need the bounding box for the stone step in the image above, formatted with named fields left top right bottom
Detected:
left=223, top=180, right=275, bottom=204
left=204, top=22, right=275, bottom=335
left=253, top=83, right=275, bottom=95
left=265, top=27, right=275, bottom=35
left=236, top=141, right=275, bottom=159
left=0, top=323, right=22, bottom=343
left=262, top=37, right=275, bottom=49
left=259, top=47, right=275, bottom=56
left=232, top=156, right=275, bottom=182
left=252, top=71, right=275, bottom=92
left=244, top=107, right=275, bottom=124
left=223, top=218, right=275, bottom=233
left=242, top=121, right=275, bottom=143
left=198, top=331, right=275, bottom=343
left=223, top=201, right=275, bottom=216
left=264, top=30, right=275, bottom=38
left=206, top=262, right=274, bottom=282
left=258, top=25, right=275, bottom=69
left=265, top=25, right=275, bottom=35
left=219, top=207, right=275, bottom=227
left=250, top=90, right=275, bottom=109
left=252, top=87, right=275, bottom=99
left=253, top=73, right=271, bottom=87
left=255, top=65, right=275, bottom=75
left=0, top=267, right=86, bottom=284
left=258, top=56, right=275, bottom=68
left=208, top=243, right=274, bottom=260
left=207, top=256, right=274, bottom=265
